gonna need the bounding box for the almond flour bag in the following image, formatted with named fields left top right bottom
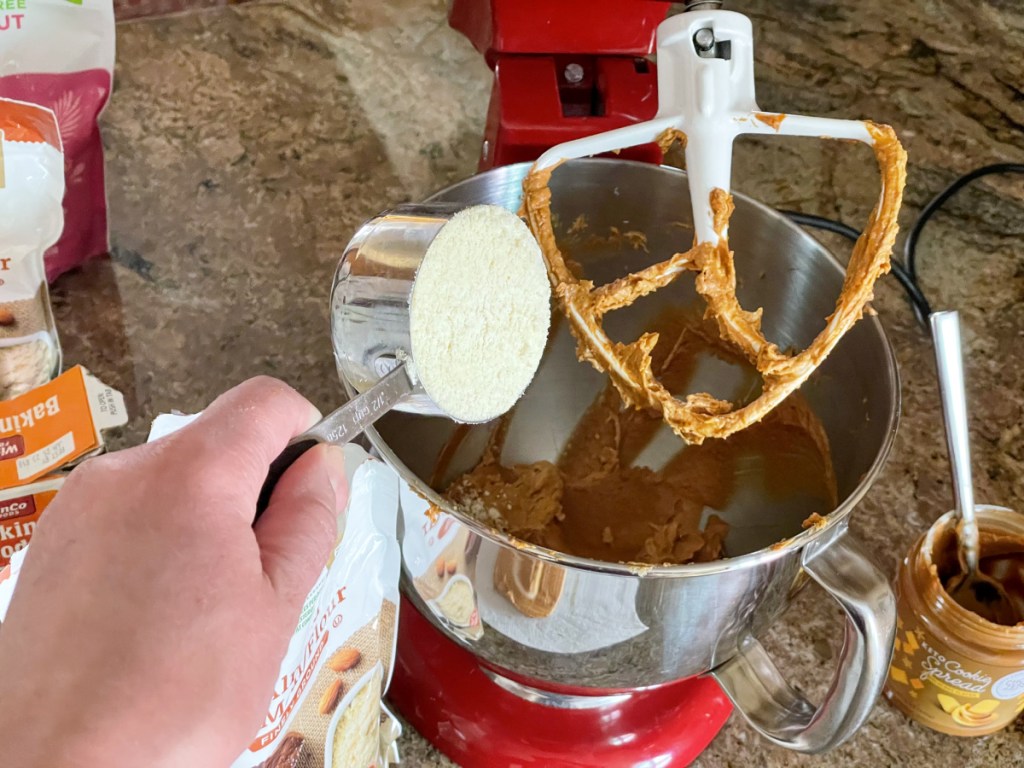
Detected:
left=0, top=0, right=115, bottom=280
left=234, top=442, right=402, bottom=768
left=148, top=415, right=403, bottom=768
left=0, top=98, right=63, bottom=399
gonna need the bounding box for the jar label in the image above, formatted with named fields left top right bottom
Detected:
left=885, top=614, right=1024, bottom=735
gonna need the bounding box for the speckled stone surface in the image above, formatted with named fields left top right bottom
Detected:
left=54, top=0, right=1024, bottom=764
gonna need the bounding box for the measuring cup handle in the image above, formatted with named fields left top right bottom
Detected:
left=254, top=363, right=415, bottom=520
left=711, top=525, right=896, bottom=753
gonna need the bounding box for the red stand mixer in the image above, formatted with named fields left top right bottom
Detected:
left=375, top=2, right=900, bottom=766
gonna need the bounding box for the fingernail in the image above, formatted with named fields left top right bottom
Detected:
left=306, top=404, right=324, bottom=430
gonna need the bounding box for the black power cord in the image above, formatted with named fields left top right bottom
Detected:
left=779, top=163, right=1024, bottom=330
left=780, top=210, right=933, bottom=322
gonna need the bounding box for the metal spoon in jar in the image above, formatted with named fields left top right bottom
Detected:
left=930, top=310, right=1016, bottom=623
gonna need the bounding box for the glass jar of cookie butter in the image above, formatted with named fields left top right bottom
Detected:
left=884, top=505, right=1024, bottom=735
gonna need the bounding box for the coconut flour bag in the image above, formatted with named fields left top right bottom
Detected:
left=147, top=415, right=403, bottom=768
left=0, top=0, right=115, bottom=280
left=0, top=98, right=63, bottom=398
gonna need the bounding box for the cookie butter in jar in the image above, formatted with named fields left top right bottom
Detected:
left=885, top=505, right=1024, bottom=735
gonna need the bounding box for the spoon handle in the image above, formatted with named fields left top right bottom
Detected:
left=930, top=310, right=979, bottom=574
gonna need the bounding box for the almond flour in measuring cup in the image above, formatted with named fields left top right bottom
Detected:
left=408, top=205, right=550, bottom=424
left=0, top=99, right=63, bottom=400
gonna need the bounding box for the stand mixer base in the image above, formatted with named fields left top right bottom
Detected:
left=388, top=596, right=733, bottom=767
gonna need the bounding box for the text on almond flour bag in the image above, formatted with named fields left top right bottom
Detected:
left=0, top=413, right=403, bottom=766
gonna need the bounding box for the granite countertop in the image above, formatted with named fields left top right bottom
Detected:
left=56, top=0, right=1024, bottom=764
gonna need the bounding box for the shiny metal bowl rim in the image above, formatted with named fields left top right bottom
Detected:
left=349, top=158, right=902, bottom=578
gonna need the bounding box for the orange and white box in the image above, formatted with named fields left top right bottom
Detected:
left=0, top=474, right=62, bottom=568
left=0, top=364, right=126, bottom=491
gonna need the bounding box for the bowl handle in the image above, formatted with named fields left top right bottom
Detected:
left=711, top=525, right=896, bottom=753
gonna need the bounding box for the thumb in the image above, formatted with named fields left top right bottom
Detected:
left=254, top=444, right=347, bottom=613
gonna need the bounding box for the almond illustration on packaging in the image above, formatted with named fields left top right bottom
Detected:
left=327, top=648, right=361, bottom=674
left=318, top=679, right=345, bottom=716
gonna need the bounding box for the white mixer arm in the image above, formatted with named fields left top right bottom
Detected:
left=736, top=113, right=875, bottom=144
left=533, top=116, right=679, bottom=171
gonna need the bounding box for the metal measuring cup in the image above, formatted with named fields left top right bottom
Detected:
left=257, top=203, right=545, bottom=513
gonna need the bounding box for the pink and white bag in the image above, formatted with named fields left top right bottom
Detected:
left=0, top=0, right=115, bottom=281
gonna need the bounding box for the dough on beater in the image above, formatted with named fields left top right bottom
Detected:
left=520, top=124, right=907, bottom=444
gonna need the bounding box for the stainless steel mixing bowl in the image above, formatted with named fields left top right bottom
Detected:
left=337, top=159, right=899, bottom=753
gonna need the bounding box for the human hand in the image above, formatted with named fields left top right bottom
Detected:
left=0, top=377, right=346, bottom=768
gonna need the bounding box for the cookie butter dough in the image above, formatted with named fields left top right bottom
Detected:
left=520, top=124, right=907, bottom=444
left=444, top=312, right=838, bottom=566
